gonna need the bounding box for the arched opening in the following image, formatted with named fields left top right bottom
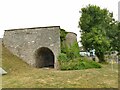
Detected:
left=35, top=47, right=54, bottom=68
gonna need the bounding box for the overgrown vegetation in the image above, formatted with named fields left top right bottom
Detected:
left=60, top=29, right=68, bottom=53
left=58, top=53, right=68, bottom=62
left=59, top=29, right=101, bottom=70
left=60, top=29, right=80, bottom=59
left=58, top=58, right=101, bottom=70
left=60, top=29, right=68, bottom=43
left=59, top=29, right=80, bottom=60
left=66, top=42, right=80, bottom=60
left=61, top=42, right=80, bottom=60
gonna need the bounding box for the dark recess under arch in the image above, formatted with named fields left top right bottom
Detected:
left=35, top=47, right=54, bottom=68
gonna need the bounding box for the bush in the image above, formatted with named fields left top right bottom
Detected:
left=58, top=53, right=68, bottom=62
left=59, top=58, right=101, bottom=70
left=60, top=28, right=80, bottom=60
left=65, top=42, right=80, bottom=60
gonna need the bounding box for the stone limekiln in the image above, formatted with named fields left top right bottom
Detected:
left=3, top=26, right=61, bottom=69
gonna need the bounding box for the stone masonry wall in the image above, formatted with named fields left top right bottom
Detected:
left=3, top=26, right=61, bottom=69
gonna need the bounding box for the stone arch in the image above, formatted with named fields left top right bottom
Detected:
left=35, top=47, right=54, bottom=68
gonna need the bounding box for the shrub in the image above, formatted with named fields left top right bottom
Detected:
left=60, top=28, right=80, bottom=60
left=58, top=53, right=68, bottom=62
left=59, top=58, right=101, bottom=70
left=65, top=42, right=80, bottom=60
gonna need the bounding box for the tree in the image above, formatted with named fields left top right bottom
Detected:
left=116, top=22, right=120, bottom=54
left=79, top=5, right=114, bottom=62
left=108, top=22, right=120, bottom=54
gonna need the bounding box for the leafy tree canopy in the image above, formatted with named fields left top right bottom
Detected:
left=79, top=5, right=115, bottom=62
left=108, top=22, right=120, bottom=54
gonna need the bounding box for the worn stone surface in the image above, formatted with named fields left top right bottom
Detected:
left=3, top=26, right=61, bottom=69
left=65, top=32, right=77, bottom=47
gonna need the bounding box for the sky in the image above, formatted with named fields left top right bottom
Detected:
left=0, top=0, right=119, bottom=46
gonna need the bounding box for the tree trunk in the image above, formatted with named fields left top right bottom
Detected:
left=96, top=52, right=105, bottom=63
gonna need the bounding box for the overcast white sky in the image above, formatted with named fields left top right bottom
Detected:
left=0, top=0, right=119, bottom=46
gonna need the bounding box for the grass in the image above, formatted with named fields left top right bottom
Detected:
left=2, top=45, right=118, bottom=88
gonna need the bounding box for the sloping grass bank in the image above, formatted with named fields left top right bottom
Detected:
left=2, top=45, right=118, bottom=88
